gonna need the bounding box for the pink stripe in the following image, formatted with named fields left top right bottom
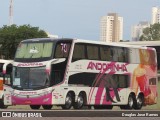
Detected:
left=88, top=72, right=101, bottom=104
left=95, top=87, right=104, bottom=105
left=88, top=62, right=117, bottom=104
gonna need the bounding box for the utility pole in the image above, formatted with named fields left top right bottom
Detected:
left=9, top=0, right=13, bottom=25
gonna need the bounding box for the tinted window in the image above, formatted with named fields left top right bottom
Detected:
left=68, top=73, right=129, bottom=88
left=72, top=44, right=86, bottom=61
left=55, top=43, right=71, bottom=58
left=100, top=46, right=112, bottom=61
left=110, top=47, right=128, bottom=62
left=87, top=45, right=99, bottom=60
left=118, top=75, right=129, bottom=88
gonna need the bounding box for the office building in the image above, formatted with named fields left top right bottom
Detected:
left=151, top=6, right=160, bottom=24
left=131, top=21, right=150, bottom=41
left=100, top=13, right=123, bottom=42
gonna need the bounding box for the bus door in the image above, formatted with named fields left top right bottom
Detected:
left=50, top=41, right=71, bottom=102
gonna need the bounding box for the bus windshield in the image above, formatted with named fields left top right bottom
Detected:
left=15, top=42, right=54, bottom=62
left=12, top=66, right=49, bottom=90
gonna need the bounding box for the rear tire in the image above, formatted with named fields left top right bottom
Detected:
left=30, top=105, right=41, bottom=109
left=73, top=93, right=84, bottom=109
left=61, top=93, right=73, bottom=109
left=120, top=94, right=136, bottom=110
left=135, top=94, right=144, bottom=110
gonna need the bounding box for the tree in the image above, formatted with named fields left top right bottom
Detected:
left=0, top=24, right=48, bottom=59
left=140, top=23, right=160, bottom=41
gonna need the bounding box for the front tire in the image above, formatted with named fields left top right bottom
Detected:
left=30, top=105, right=41, bottom=109
left=61, top=93, right=73, bottom=109
left=0, top=98, right=8, bottom=109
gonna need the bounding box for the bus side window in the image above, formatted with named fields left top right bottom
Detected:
left=118, top=75, right=129, bottom=88
left=5, top=64, right=12, bottom=85
left=72, top=44, right=86, bottom=62
left=109, top=47, right=129, bottom=63
left=50, top=64, right=63, bottom=86
left=100, top=46, right=112, bottom=61
left=87, top=45, right=99, bottom=60
left=111, top=47, right=118, bottom=61
left=124, top=48, right=129, bottom=63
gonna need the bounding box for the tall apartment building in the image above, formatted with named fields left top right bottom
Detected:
left=131, top=21, right=150, bottom=41
left=100, top=13, right=123, bottom=42
left=151, top=6, right=160, bottom=24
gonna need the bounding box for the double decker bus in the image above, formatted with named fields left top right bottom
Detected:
left=0, top=59, right=13, bottom=108
left=11, top=38, right=158, bottom=110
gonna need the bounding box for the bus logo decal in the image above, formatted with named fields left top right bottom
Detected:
left=87, top=61, right=128, bottom=72
left=29, top=46, right=39, bottom=54
left=17, top=62, right=43, bottom=67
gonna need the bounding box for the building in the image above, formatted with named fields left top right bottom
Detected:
left=46, top=32, right=58, bottom=38
left=151, top=6, right=160, bottom=24
left=100, top=13, right=123, bottom=42
left=131, top=21, right=150, bottom=41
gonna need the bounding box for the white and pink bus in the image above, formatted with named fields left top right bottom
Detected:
left=10, top=38, right=158, bottom=110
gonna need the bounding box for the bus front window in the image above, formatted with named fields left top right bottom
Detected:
left=13, top=67, right=49, bottom=90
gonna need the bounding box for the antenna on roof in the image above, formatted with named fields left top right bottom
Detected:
left=9, top=0, right=13, bottom=25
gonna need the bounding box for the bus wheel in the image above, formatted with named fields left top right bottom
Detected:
left=126, top=94, right=136, bottom=109
left=61, top=93, right=73, bottom=109
left=120, top=94, right=136, bottom=109
left=135, top=94, right=144, bottom=110
left=73, top=93, right=84, bottom=109
left=0, top=98, right=8, bottom=109
left=42, top=105, right=53, bottom=110
left=30, top=105, right=41, bottom=109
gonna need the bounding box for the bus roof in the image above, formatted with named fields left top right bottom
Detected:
left=21, top=38, right=73, bottom=43
left=20, top=38, right=155, bottom=50
left=120, top=41, right=160, bottom=46
left=74, top=39, right=155, bottom=50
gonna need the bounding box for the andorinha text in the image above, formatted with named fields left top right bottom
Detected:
left=87, top=61, right=128, bottom=72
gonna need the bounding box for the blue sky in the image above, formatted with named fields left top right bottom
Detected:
left=0, top=0, right=159, bottom=40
